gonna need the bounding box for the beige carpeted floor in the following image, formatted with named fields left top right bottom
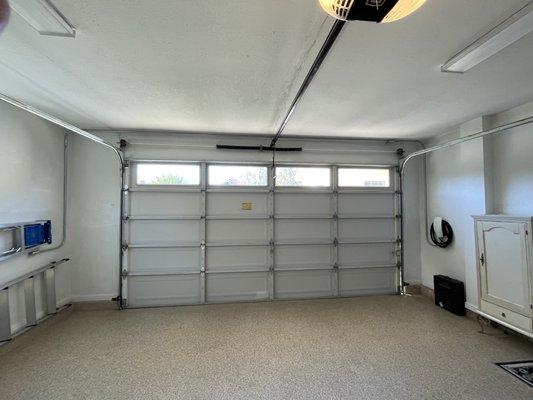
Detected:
left=1, top=295, right=532, bottom=399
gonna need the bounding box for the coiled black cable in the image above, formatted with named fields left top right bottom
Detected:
left=430, top=220, right=454, bottom=248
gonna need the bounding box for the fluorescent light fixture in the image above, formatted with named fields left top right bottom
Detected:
left=442, top=2, right=533, bottom=73
left=9, top=0, right=75, bottom=37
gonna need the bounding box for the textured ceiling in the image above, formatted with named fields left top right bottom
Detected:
left=0, top=0, right=532, bottom=140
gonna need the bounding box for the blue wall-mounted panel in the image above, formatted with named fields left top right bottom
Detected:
left=24, top=221, right=52, bottom=249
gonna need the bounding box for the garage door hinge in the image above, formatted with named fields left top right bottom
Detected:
left=122, top=159, right=130, bottom=168
left=121, top=269, right=128, bottom=278
left=395, top=214, right=402, bottom=219
left=122, top=215, right=129, bottom=221
left=396, top=237, right=402, bottom=244
left=395, top=190, right=402, bottom=195
left=333, top=238, right=339, bottom=247
left=122, top=188, right=129, bottom=193
left=333, top=213, right=338, bottom=220
left=333, top=263, right=339, bottom=270
left=121, top=244, right=129, bottom=251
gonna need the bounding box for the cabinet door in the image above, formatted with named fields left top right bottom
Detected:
left=477, top=221, right=531, bottom=317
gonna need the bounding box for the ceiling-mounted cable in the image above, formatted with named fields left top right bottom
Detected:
left=269, top=19, right=345, bottom=148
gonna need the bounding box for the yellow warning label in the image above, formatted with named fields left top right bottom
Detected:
left=241, top=202, right=253, bottom=211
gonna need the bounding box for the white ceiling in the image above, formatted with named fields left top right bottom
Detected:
left=0, top=0, right=532, bottom=140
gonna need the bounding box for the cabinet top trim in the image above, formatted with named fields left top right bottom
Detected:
left=472, top=215, right=532, bottom=223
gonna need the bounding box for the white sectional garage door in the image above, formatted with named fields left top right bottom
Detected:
left=122, top=162, right=400, bottom=308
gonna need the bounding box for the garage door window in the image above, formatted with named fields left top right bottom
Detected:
left=338, top=168, right=391, bottom=188
left=136, top=163, right=200, bottom=186
left=275, top=167, right=330, bottom=187
left=208, top=165, right=268, bottom=186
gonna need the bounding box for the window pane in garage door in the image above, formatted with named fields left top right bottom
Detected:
left=275, top=167, right=330, bottom=187
left=208, top=165, right=268, bottom=186
left=136, top=163, right=200, bottom=185
left=338, top=168, right=391, bottom=188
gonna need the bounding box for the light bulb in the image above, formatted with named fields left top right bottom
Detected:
left=382, top=0, right=426, bottom=23
left=318, top=0, right=426, bottom=23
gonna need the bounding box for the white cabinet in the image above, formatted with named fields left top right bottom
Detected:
left=473, top=215, right=533, bottom=337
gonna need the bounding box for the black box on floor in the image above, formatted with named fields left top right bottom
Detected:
left=434, top=275, right=466, bottom=316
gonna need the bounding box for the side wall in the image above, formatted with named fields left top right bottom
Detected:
left=0, top=101, right=69, bottom=333
left=67, top=132, right=423, bottom=300
left=420, top=101, right=533, bottom=309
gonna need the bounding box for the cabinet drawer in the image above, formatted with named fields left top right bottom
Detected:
left=481, top=300, right=533, bottom=333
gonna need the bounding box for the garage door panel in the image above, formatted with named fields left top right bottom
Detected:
left=206, top=272, right=269, bottom=303
left=206, top=246, right=268, bottom=272
left=338, top=243, right=396, bottom=266
left=275, top=270, right=333, bottom=299
left=275, top=193, right=332, bottom=215
left=275, top=220, right=332, bottom=241
left=130, top=220, right=200, bottom=244
left=130, top=192, right=201, bottom=216
left=207, top=220, right=268, bottom=243
left=339, top=268, right=397, bottom=296
left=126, top=162, right=399, bottom=307
left=275, top=245, right=332, bottom=266
left=338, top=219, right=394, bottom=241
left=128, top=275, right=201, bottom=307
left=129, top=247, right=200, bottom=273
left=207, top=193, right=268, bottom=216
left=339, top=193, right=394, bottom=215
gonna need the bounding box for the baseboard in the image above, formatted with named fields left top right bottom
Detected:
left=57, top=297, right=72, bottom=308
left=71, top=294, right=116, bottom=302
left=72, top=301, right=117, bottom=311
left=420, top=285, right=434, bottom=300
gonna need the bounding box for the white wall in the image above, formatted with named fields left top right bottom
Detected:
left=66, top=134, right=122, bottom=301
left=420, top=100, right=533, bottom=309
left=67, top=132, right=423, bottom=300
left=488, top=102, right=533, bottom=215
left=0, top=101, right=69, bottom=333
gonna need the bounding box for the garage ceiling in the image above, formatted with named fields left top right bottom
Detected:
left=0, top=0, right=532, bottom=140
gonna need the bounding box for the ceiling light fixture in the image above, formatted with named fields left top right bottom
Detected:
left=318, top=0, right=426, bottom=23
left=9, top=0, right=75, bottom=37
left=442, top=2, right=533, bottom=73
